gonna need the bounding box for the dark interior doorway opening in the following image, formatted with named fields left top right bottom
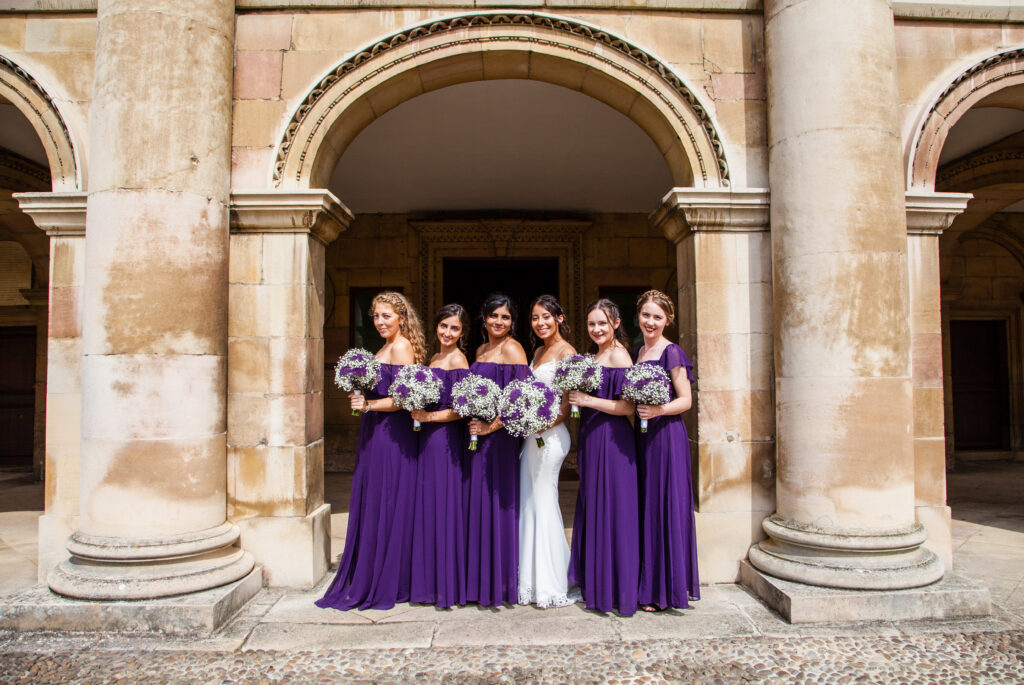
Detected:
left=950, top=319, right=1012, bottom=453
left=443, top=257, right=560, bottom=359
left=0, top=326, right=35, bottom=470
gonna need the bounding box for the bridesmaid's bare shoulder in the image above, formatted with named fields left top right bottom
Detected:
left=386, top=337, right=415, bottom=365
left=606, top=345, right=634, bottom=368
left=502, top=338, right=528, bottom=365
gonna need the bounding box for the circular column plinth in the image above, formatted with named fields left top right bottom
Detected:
left=748, top=516, right=944, bottom=590
left=49, top=523, right=255, bottom=601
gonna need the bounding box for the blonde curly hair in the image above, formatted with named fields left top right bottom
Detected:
left=371, top=291, right=427, bottom=364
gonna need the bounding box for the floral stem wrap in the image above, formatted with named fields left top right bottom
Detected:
left=622, top=363, right=671, bottom=433
left=451, top=373, right=501, bottom=451
left=551, top=354, right=603, bottom=418
left=334, top=348, right=383, bottom=417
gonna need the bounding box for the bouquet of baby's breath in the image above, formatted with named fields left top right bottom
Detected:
left=622, top=363, right=671, bottom=433
left=551, top=354, right=603, bottom=418
left=499, top=379, right=560, bottom=448
left=389, top=364, right=442, bottom=431
left=451, top=374, right=501, bottom=451
left=334, top=348, right=383, bottom=416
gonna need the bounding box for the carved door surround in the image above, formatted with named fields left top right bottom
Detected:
left=412, top=219, right=589, bottom=340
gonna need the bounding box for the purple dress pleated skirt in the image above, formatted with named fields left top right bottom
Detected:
left=568, top=366, right=640, bottom=615
left=316, top=363, right=418, bottom=611
left=410, top=367, right=469, bottom=608
left=634, top=344, right=700, bottom=609
left=463, top=361, right=530, bottom=606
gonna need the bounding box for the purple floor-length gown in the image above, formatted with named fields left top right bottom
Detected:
left=411, top=367, right=470, bottom=608
left=568, top=365, right=640, bottom=615
left=316, top=363, right=417, bottom=611
left=463, top=361, right=530, bottom=606
left=635, top=344, right=700, bottom=609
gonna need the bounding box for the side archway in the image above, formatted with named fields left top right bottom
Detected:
left=273, top=12, right=729, bottom=191
left=907, top=46, right=1024, bottom=190
left=0, top=54, right=81, bottom=192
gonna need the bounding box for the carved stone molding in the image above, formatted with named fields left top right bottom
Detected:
left=905, top=191, right=972, bottom=236
left=0, top=55, right=79, bottom=190
left=651, top=188, right=770, bottom=243
left=936, top=147, right=1024, bottom=191
left=411, top=219, right=589, bottom=337
left=275, top=11, right=729, bottom=189
left=909, top=46, right=1024, bottom=189
left=15, top=191, right=87, bottom=236
left=230, top=190, right=353, bottom=245
left=0, top=151, right=49, bottom=192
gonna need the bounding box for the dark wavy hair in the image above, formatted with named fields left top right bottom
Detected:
left=528, top=294, right=571, bottom=350
left=479, top=292, right=517, bottom=340
left=585, top=298, right=631, bottom=353
left=433, top=302, right=471, bottom=354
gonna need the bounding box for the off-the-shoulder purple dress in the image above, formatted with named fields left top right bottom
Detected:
left=316, top=362, right=418, bottom=611
left=411, top=367, right=469, bottom=608
left=634, top=344, right=700, bottom=609
left=568, top=365, right=640, bottom=615
left=463, top=361, right=531, bottom=606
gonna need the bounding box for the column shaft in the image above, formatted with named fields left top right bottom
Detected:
left=751, top=0, right=942, bottom=589
left=49, top=0, right=253, bottom=599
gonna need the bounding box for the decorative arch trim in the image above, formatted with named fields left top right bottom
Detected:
left=0, top=54, right=80, bottom=191
left=937, top=147, right=1024, bottom=192
left=958, top=225, right=1024, bottom=270
left=273, top=11, right=729, bottom=190
left=908, top=46, right=1024, bottom=190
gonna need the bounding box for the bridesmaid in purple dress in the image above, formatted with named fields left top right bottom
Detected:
left=633, top=289, right=700, bottom=611
left=567, top=299, right=640, bottom=616
left=316, top=291, right=427, bottom=611
left=409, top=303, right=471, bottom=608
left=465, top=293, right=530, bottom=606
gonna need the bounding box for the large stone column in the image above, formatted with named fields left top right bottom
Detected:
left=48, top=0, right=253, bottom=599
left=748, top=0, right=942, bottom=590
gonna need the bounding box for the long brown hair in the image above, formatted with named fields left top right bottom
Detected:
left=528, top=294, right=571, bottom=350
left=371, top=291, right=427, bottom=363
left=585, top=298, right=631, bottom=353
left=636, top=289, right=676, bottom=325
left=433, top=302, right=471, bottom=354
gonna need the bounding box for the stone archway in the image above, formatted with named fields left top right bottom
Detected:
left=272, top=11, right=730, bottom=192
left=907, top=46, right=1024, bottom=191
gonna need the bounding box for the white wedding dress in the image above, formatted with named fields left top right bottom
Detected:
left=518, top=361, right=581, bottom=607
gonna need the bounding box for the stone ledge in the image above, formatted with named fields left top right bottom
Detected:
left=740, top=561, right=992, bottom=624
left=0, top=567, right=262, bottom=635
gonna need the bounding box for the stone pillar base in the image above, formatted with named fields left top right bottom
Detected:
left=236, top=502, right=331, bottom=589
left=48, top=523, right=255, bottom=601
left=740, top=561, right=991, bottom=623
left=917, top=504, right=954, bottom=573
left=1, top=567, right=262, bottom=634
left=748, top=516, right=944, bottom=591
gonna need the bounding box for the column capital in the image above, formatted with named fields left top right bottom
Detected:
left=230, top=190, right=353, bottom=245
left=905, top=191, right=972, bottom=236
left=14, top=192, right=88, bottom=237
left=651, top=188, right=770, bottom=244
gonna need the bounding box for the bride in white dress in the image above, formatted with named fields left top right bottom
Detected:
left=518, top=295, right=581, bottom=607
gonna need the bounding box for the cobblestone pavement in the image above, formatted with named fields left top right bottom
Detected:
left=1, top=462, right=1022, bottom=683
left=2, top=627, right=1024, bottom=683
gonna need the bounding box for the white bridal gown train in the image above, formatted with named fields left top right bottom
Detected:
left=518, top=360, right=581, bottom=607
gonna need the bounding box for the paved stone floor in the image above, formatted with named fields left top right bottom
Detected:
left=1, top=462, right=1023, bottom=683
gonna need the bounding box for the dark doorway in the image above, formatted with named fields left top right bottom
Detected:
left=950, top=319, right=1011, bottom=452
left=443, top=258, right=559, bottom=359
left=0, top=326, right=36, bottom=469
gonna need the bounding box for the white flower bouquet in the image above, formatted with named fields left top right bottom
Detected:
left=451, top=374, right=501, bottom=451
left=334, top=348, right=383, bottom=416
left=389, top=364, right=442, bottom=431
left=551, top=354, right=603, bottom=418
left=499, top=378, right=561, bottom=448
left=622, top=363, right=671, bottom=433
